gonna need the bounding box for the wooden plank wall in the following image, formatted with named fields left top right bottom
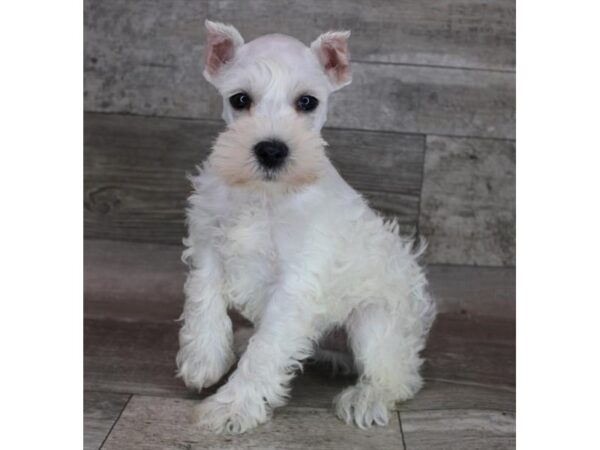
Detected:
left=84, top=0, right=515, bottom=266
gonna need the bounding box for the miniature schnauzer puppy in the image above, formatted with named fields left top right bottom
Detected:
left=176, top=20, right=436, bottom=434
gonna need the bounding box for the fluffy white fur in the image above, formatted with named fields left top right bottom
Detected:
left=176, top=20, right=437, bottom=434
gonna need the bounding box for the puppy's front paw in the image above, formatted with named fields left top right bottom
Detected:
left=195, top=391, right=270, bottom=434
left=334, top=385, right=390, bottom=429
left=176, top=347, right=235, bottom=392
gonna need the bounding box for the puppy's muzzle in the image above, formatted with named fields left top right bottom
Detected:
left=253, top=140, right=289, bottom=170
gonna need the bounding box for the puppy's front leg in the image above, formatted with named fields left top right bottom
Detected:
left=195, top=287, right=320, bottom=434
left=176, top=249, right=235, bottom=391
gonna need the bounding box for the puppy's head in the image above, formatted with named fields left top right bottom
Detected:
left=203, top=20, right=352, bottom=130
left=202, top=20, right=351, bottom=188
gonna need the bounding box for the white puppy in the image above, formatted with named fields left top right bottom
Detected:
left=176, top=20, right=436, bottom=434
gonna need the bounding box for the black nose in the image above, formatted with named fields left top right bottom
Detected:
left=253, top=140, right=289, bottom=169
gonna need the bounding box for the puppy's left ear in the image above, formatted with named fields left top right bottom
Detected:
left=311, top=31, right=352, bottom=90
left=203, top=20, right=244, bottom=83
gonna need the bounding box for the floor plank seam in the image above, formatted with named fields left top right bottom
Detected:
left=83, top=110, right=515, bottom=142
left=85, top=389, right=196, bottom=401
left=85, top=388, right=364, bottom=410
left=85, top=389, right=188, bottom=400
left=399, top=407, right=516, bottom=414
left=397, top=411, right=407, bottom=450
left=415, top=135, right=428, bottom=238
left=99, top=393, right=132, bottom=450
left=349, top=59, right=516, bottom=74
left=425, top=378, right=516, bottom=392
left=426, top=133, right=517, bottom=144
left=84, top=316, right=182, bottom=326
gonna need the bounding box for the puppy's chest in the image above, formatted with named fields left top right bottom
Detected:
left=215, top=205, right=284, bottom=311
left=218, top=206, right=276, bottom=260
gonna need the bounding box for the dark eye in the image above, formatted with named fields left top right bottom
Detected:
left=296, top=95, right=319, bottom=112
left=229, top=92, right=252, bottom=110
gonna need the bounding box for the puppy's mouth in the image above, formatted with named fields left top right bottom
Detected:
left=261, top=169, right=281, bottom=182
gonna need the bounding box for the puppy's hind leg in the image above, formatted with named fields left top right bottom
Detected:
left=334, top=301, right=430, bottom=428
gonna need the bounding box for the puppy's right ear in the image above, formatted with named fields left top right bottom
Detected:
left=203, top=20, right=244, bottom=83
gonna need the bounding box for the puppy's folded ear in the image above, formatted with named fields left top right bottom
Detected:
left=311, top=31, right=352, bottom=90
left=203, top=20, right=244, bottom=83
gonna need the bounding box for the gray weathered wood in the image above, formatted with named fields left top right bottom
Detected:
left=84, top=318, right=190, bottom=397
left=325, top=127, right=425, bottom=219
left=102, top=396, right=403, bottom=450
left=84, top=239, right=516, bottom=322
left=207, top=0, right=515, bottom=71
left=428, top=265, right=515, bottom=318
left=419, top=135, right=516, bottom=266
left=84, top=0, right=215, bottom=117
left=398, top=379, right=515, bottom=412
left=327, top=62, right=514, bottom=139
left=84, top=391, right=130, bottom=450
left=424, top=314, right=515, bottom=387
left=84, top=0, right=516, bottom=115
left=400, top=409, right=515, bottom=449
left=84, top=316, right=353, bottom=405
left=85, top=62, right=514, bottom=139
left=84, top=113, right=216, bottom=245
left=84, top=312, right=514, bottom=398
left=84, top=113, right=424, bottom=244
left=84, top=239, right=186, bottom=322
left=85, top=0, right=515, bottom=139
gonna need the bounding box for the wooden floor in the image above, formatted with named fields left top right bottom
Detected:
left=84, top=240, right=515, bottom=449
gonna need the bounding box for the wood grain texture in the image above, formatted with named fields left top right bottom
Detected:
left=84, top=313, right=514, bottom=447
left=83, top=317, right=194, bottom=397
left=423, top=314, right=515, bottom=387
left=84, top=313, right=514, bottom=398
left=85, top=61, right=514, bottom=139
left=325, top=127, right=425, bottom=219
left=85, top=0, right=515, bottom=138
left=84, top=113, right=424, bottom=244
left=84, top=391, right=130, bottom=450
left=400, top=409, right=515, bottom=450
left=84, top=239, right=186, bottom=322
left=84, top=113, right=214, bottom=245
left=102, top=396, right=403, bottom=450
left=428, top=264, right=515, bottom=318
left=84, top=0, right=215, bottom=118
left=398, top=379, right=514, bottom=412
left=328, top=62, right=514, bottom=139
left=419, top=135, right=516, bottom=266
left=208, top=0, right=515, bottom=71
left=84, top=0, right=515, bottom=127
left=84, top=316, right=353, bottom=405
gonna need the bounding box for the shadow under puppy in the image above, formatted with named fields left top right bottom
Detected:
left=177, top=20, right=436, bottom=434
